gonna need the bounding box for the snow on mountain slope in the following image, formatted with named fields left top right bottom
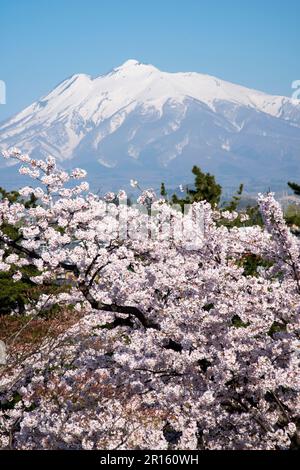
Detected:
left=1, top=59, right=300, bottom=192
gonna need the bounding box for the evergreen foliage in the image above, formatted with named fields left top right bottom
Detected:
left=288, top=181, right=300, bottom=196
left=171, top=166, right=222, bottom=208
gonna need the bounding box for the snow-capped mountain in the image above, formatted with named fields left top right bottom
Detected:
left=1, top=59, right=300, bottom=192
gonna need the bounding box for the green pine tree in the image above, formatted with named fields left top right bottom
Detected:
left=172, top=166, right=222, bottom=209
left=160, top=182, right=167, bottom=197
left=223, top=183, right=244, bottom=212
left=288, top=181, right=300, bottom=196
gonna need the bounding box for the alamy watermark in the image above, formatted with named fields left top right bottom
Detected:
left=291, top=80, right=300, bottom=100
left=0, top=340, right=6, bottom=365
left=0, top=80, right=6, bottom=104
left=102, top=199, right=206, bottom=250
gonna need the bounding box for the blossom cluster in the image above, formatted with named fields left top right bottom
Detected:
left=0, top=149, right=299, bottom=450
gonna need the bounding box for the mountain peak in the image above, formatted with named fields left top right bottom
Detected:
left=113, top=59, right=142, bottom=72
left=119, top=59, right=140, bottom=68
left=113, top=59, right=158, bottom=73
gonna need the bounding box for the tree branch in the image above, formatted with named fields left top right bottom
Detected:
left=0, top=235, right=80, bottom=276
left=80, top=285, right=160, bottom=330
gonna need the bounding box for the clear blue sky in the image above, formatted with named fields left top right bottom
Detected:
left=0, top=0, right=300, bottom=121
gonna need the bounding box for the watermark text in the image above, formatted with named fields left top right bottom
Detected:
left=0, top=80, right=6, bottom=104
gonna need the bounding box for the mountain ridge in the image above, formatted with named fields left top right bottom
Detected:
left=1, top=60, right=300, bottom=192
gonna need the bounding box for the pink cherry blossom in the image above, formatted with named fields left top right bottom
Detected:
left=0, top=149, right=299, bottom=450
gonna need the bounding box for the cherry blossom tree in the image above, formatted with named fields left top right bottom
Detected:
left=0, top=148, right=299, bottom=450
